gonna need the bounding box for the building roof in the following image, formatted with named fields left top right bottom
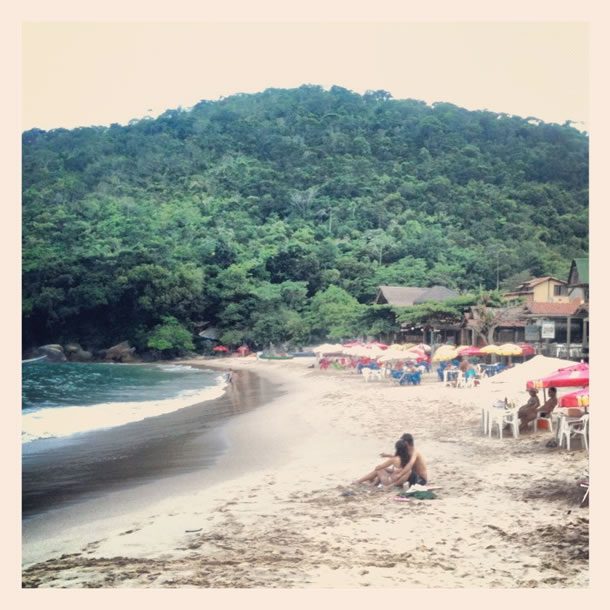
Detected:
left=569, top=258, right=589, bottom=285
left=375, top=285, right=458, bottom=306
left=505, top=276, right=567, bottom=297
left=414, top=285, right=459, bottom=304
left=525, top=302, right=583, bottom=316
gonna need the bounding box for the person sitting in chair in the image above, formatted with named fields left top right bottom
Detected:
left=518, top=388, right=541, bottom=431
left=537, top=387, right=558, bottom=419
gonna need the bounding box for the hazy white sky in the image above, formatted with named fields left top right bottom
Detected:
left=22, top=22, right=588, bottom=131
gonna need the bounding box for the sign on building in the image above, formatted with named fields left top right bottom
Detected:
left=525, top=324, right=540, bottom=341
left=540, top=321, right=556, bottom=339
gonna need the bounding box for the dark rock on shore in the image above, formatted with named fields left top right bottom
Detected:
left=64, top=343, right=93, bottom=362
left=36, top=345, right=67, bottom=362
left=102, top=341, right=138, bottom=363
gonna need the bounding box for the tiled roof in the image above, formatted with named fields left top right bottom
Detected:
left=526, top=302, right=583, bottom=316
left=510, top=276, right=567, bottom=293
left=524, top=276, right=554, bottom=288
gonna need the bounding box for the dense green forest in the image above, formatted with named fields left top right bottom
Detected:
left=22, top=85, right=588, bottom=354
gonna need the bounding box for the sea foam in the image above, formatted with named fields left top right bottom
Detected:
left=22, top=377, right=228, bottom=443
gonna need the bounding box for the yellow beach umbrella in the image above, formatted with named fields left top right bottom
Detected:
left=496, top=343, right=523, bottom=356
left=480, top=344, right=500, bottom=355
left=432, top=345, right=459, bottom=362
left=389, top=343, right=415, bottom=351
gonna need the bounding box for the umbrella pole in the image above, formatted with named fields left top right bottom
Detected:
left=543, top=388, right=547, bottom=403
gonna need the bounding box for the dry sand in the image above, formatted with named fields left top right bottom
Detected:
left=22, top=356, right=589, bottom=588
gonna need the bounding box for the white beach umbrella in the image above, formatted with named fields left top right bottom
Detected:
left=314, top=343, right=344, bottom=355
left=378, top=349, right=406, bottom=362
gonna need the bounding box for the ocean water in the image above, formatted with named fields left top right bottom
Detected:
left=22, top=361, right=227, bottom=443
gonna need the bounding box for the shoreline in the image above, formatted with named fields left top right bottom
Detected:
left=22, top=356, right=589, bottom=587
left=22, top=359, right=283, bottom=561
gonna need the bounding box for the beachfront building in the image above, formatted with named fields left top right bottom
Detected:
left=503, top=276, right=570, bottom=304
left=373, top=285, right=460, bottom=344
left=567, top=258, right=589, bottom=304
left=566, top=258, right=589, bottom=357
left=493, top=264, right=589, bottom=359
left=373, top=285, right=458, bottom=307
left=460, top=304, right=526, bottom=346
left=522, top=301, right=589, bottom=359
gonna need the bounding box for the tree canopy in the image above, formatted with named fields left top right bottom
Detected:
left=22, top=85, right=588, bottom=352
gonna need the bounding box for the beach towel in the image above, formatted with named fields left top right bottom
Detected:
left=397, top=490, right=438, bottom=500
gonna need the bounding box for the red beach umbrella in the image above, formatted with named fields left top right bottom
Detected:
left=368, top=341, right=389, bottom=349
left=559, top=388, right=590, bottom=408
left=213, top=345, right=229, bottom=352
left=457, top=345, right=485, bottom=357
left=518, top=343, right=536, bottom=356
left=527, top=363, right=589, bottom=390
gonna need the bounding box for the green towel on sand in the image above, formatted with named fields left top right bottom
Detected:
left=397, top=490, right=437, bottom=500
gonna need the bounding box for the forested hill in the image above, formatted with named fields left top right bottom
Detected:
left=22, top=85, right=589, bottom=352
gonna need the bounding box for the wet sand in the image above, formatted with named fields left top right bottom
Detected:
left=22, top=366, right=281, bottom=553
left=22, top=357, right=589, bottom=588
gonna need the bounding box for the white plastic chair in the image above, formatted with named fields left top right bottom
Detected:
left=533, top=412, right=554, bottom=433
left=489, top=404, right=520, bottom=439
left=558, top=414, right=589, bottom=451
left=580, top=467, right=590, bottom=506
left=455, top=371, right=466, bottom=388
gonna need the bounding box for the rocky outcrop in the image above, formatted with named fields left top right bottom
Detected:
left=36, top=344, right=67, bottom=362
left=64, top=342, right=93, bottom=362
left=72, top=349, right=93, bottom=362
left=103, top=341, right=137, bottom=363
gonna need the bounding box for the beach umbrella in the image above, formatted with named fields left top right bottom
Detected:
left=480, top=344, right=501, bottom=355
left=213, top=345, right=229, bottom=352
left=415, top=343, right=432, bottom=353
left=526, top=362, right=589, bottom=390
left=432, top=345, right=459, bottom=362
left=368, top=341, right=389, bottom=349
left=518, top=343, right=536, bottom=356
left=457, top=345, right=485, bottom=357
left=378, top=349, right=405, bottom=362
left=559, top=388, right=589, bottom=408
left=496, top=343, right=523, bottom=356
left=406, top=347, right=426, bottom=358
left=342, top=340, right=363, bottom=348
left=314, top=343, right=344, bottom=355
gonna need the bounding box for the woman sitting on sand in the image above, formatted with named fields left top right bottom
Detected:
left=354, top=439, right=410, bottom=487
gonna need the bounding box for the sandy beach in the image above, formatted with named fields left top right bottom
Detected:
left=22, top=356, right=589, bottom=588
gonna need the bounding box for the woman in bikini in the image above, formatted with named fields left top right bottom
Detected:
left=354, top=439, right=410, bottom=486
